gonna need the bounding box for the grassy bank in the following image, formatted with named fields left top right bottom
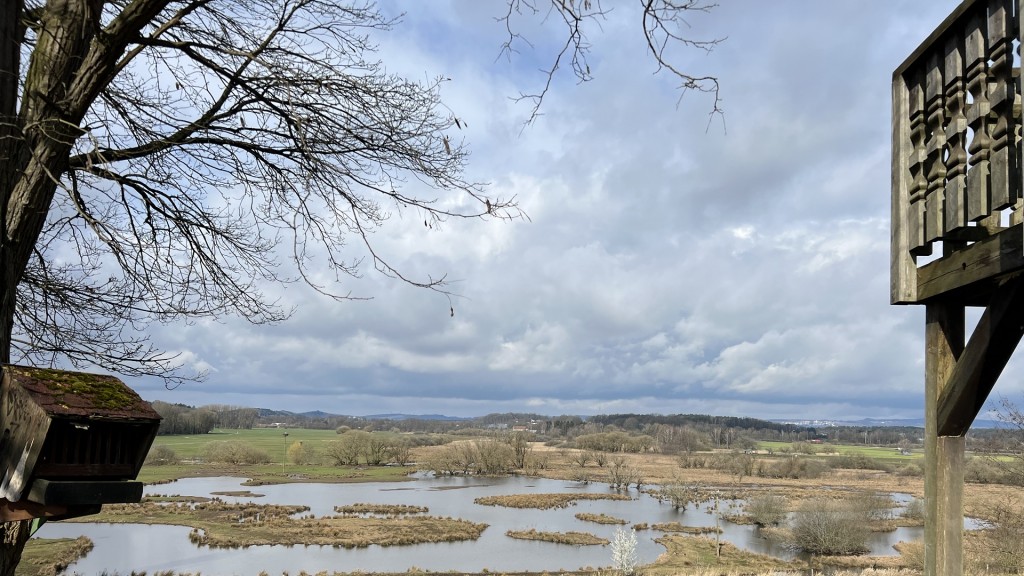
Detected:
left=505, top=529, right=608, bottom=545
left=17, top=536, right=92, bottom=576
left=473, top=493, right=631, bottom=510
left=65, top=500, right=487, bottom=549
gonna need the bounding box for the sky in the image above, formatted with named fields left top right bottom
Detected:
left=132, top=0, right=1010, bottom=421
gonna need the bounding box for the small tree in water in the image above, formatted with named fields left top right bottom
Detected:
left=610, top=527, right=638, bottom=575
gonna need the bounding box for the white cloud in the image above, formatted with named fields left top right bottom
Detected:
left=136, top=0, right=979, bottom=422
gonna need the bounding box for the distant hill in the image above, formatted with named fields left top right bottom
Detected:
left=363, top=413, right=468, bottom=421
left=776, top=417, right=1004, bottom=429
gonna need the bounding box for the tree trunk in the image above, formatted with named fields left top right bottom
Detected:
left=0, top=0, right=33, bottom=572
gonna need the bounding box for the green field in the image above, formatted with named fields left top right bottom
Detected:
left=142, top=427, right=416, bottom=485
left=152, top=427, right=342, bottom=462
left=757, top=440, right=921, bottom=462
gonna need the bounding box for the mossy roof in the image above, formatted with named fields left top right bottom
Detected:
left=6, top=365, right=161, bottom=421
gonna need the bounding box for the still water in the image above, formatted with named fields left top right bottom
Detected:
left=38, top=475, right=922, bottom=575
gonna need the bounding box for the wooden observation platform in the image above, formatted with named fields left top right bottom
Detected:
left=892, top=0, right=1023, bottom=574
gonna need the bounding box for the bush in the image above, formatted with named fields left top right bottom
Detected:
left=286, top=441, right=307, bottom=465
left=964, top=456, right=1014, bottom=484
left=902, top=497, right=924, bottom=522
left=973, top=497, right=1024, bottom=573
left=746, top=493, right=787, bottom=526
left=789, top=498, right=870, bottom=556
left=847, top=491, right=893, bottom=521
left=609, top=527, right=638, bottom=575
left=894, top=462, right=924, bottom=477
left=201, top=440, right=271, bottom=464
left=658, top=479, right=700, bottom=511
left=829, top=455, right=891, bottom=472
left=758, top=456, right=829, bottom=480
left=145, top=445, right=179, bottom=466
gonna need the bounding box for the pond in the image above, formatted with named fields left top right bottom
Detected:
left=38, top=475, right=923, bottom=575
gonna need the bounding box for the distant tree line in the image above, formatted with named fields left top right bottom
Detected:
left=153, top=402, right=258, bottom=435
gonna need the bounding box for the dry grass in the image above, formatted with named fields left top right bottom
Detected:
left=473, top=492, right=631, bottom=509
left=210, top=490, right=265, bottom=497
left=333, top=503, right=428, bottom=516
left=505, top=528, right=608, bottom=545
left=650, top=522, right=721, bottom=535
left=574, top=512, right=627, bottom=525
left=643, top=535, right=796, bottom=575
left=64, top=500, right=486, bottom=549
left=18, top=536, right=93, bottom=576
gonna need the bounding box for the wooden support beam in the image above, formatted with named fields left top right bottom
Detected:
left=925, top=303, right=964, bottom=576
left=892, top=72, right=918, bottom=304
left=936, top=436, right=964, bottom=576
left=916, top=224, right=1024, bottom=303
left=937, top=275, right=1024, bottom=436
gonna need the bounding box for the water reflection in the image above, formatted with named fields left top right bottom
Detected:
left=37, top=475, right=924, bottom=575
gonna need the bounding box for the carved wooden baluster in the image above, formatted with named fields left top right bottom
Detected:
left=944, top=35, right=968, bottom=233
left=965, top=12, right=992, bottom=222
left=987, top=0, right=1016, bottom=211
left=908, top=71, right=929, bottom=254
left=925, top=52, right=947, bottom=242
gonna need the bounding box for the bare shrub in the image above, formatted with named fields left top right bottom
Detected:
left=507, top=432, right=532, bottom=469
left=746, top=493, right=787, bottom=526
left=145, top=445, right=179, bottom=466
left=971, top=497, right=1024, bottom=573
left=324, top=432, right=367, bottom=466
left=894, top=462, right=924, bottom=477
left=569, top=450, right=592, bottom=468
left=658, top=479, right=701, bottom=511
left=677, top=452, right=708, bottom=469
left=388, top=439, right=412, bottom=466
left=830, top=455, right=892, bottom=472
left=607, top=456, right=639, bottom=490
left=901, top=497, right=924, bottom=522
left=789, top=498, right=870, bottom=556
left=201, top=441, right=271, bottom=465
left=473, top=439, right=514, bottom=475
left=286, top=441, right=308, bottom=465
left=848, top=491, right=893, bottom=521
left=759, top=456, right=829, bottom=480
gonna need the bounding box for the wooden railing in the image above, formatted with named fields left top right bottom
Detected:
left=892, top=0, right=1021, bottom=304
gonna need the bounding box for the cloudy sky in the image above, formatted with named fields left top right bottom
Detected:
left=133, top=0, right=1008, bottom=421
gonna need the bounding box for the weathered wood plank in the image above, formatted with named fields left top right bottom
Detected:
left=926, top=52, right=947, bottom=242
left=27, top=479, right=144, bottom=506
left=894, top=0, right=984, bottom=79
left=0, top=371, right=52, bottom=502
left=915, top=224, right=1024, bottom=302
left=987, top=0, right=1015, bottom=209
left=937, top=275, right=1024, bottom=436
left=965, top=12, right=992, bottom=221
left=936, top=436, right=964, bottom=576
left=944, top=35, right=968, bottom=233
left=924, top=303, right=964, bottom=576
left=909, top=73, right=931, bottom=255
left=893, top=74, right=919, bottom=304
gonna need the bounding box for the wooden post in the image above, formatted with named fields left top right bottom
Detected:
left=924, top=303, right=964, bottom=576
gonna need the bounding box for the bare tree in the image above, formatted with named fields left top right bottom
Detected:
left=499, top=0, right=723, bottom=125
left=0, top=0, right=719, bottom=571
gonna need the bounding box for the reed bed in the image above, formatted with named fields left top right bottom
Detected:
left=473, top=492, right=631, bottom=510
left=504, top=528, right=608, bottom=545
left=574, top=512, right=627, bottom=525
left=333, top=503, right=428, bottom=516
left=65, top=500, right=486, bottom=549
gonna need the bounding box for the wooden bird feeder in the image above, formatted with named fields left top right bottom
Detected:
left=0, top=365, right=160, bottom=519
